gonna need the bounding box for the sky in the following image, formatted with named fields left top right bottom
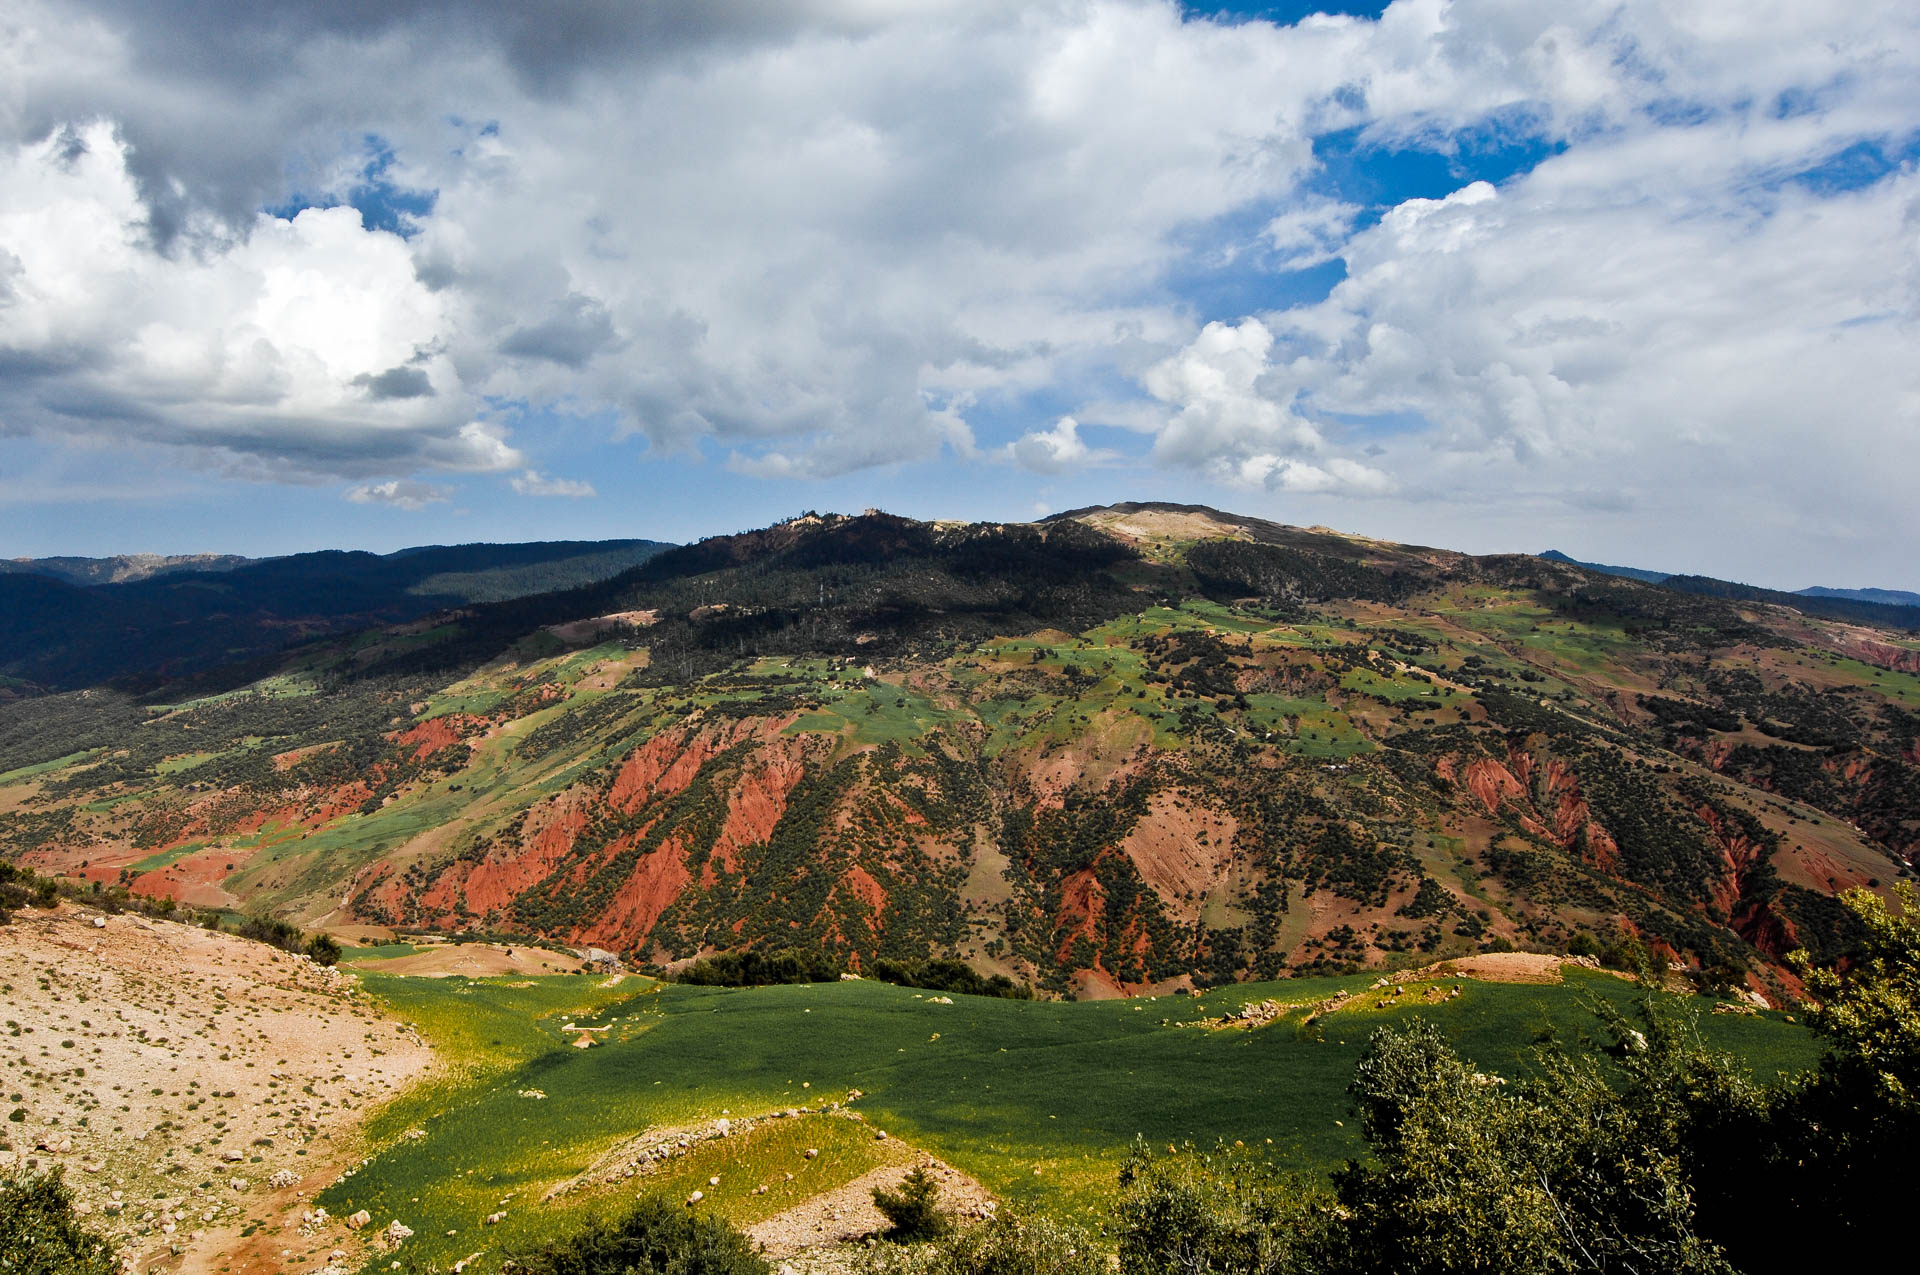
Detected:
left=1, top=1, right=1916, bottom=590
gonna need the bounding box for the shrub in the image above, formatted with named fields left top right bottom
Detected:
left=858, top=1211, right=1102, bottom=1275
left=872, top=1167, right=951, bottom=1241
left=0, top=1168, right=119, bottom=1275
left=676, top=948, right=843, bottom=987
left=1117, top=1140, right=1335, bottom=1275
left=305, top=934, right=343, bottom=967
left=502, top=1194, right=768, bottom=1275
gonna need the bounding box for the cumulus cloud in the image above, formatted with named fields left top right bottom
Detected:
left=1259, top=135, right=1920, bottom=531
left=345, top=479, right=452, bottom=510
left=1142, top=317, right=1394, bottom=496
left=1003, top=417, right=1114, bottom=475
left=0, top=122, right=518, bottom=478
left=510, top=469, right=596, bottom=498
left=0, top=0, right=1916, bottom=579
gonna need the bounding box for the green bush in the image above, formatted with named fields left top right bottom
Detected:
left=501, top=1194, right=768, bottom=1275
left=869, top=958, right=1032, bottom=1000
left=676, top=948, right=843, bottom=987
left=872, top=1167, right=950, bottom=1241
left=0, top=1168, right=119, bottom=1275
left=305, top=934, right=343, bottom=967
left=858, top=1211, right=1102, bottom=1275
left=1116, top=1140, right=1334, bottom=1275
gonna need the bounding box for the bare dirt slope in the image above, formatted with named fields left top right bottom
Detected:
left=747, top=1156, right=995, bottom=1260
left=0, top=904, right=433, bottom=1274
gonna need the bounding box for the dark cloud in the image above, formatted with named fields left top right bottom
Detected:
left=75, top=1, right=900, bottom=95
left=352, top=366, right=435, bottom=400
left=500, top=294, right=618, bottom=369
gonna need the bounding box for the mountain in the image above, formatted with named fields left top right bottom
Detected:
left=1537, top=551, right=1920, bottom=631
left=1537, top=549, right=1671, bottom=584
left=1661, top=574, right=1920, bottom=631
left=0, top=538, right=674, bottom=692
left=1798, top=585, right=1920, bottom=608
left=0, top=552, right=256, bottom=585
left=2, top=504, right=1914, bottom=1002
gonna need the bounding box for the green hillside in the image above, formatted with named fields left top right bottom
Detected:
left=318, top=967, right=1818, bottom=1272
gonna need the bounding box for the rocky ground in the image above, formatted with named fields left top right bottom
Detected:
left=748, top=1157, right=996, bottom=1271
left=0, top=904, right=433, bottom=1274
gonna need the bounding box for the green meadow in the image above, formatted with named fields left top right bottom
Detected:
left=325, top=971, right=1822, bottom=1273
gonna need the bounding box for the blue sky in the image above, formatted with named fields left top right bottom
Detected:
left=3, top=1, right=1917, bottom=590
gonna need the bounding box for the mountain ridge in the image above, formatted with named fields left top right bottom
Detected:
left=1, top=505, right=1913, bottom=1003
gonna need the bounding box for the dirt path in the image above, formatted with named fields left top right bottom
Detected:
left=0, top=904, right=433, bottom=1274
left=747, top=1157, right=995, bottom=1260
left=345, top=942, right=585, bottom=978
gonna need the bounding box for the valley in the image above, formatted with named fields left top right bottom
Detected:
left=2, top=503, right=1916, bottom=1274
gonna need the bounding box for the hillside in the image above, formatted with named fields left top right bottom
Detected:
left=0, top=553, right=255, bottom=586
left=0, top=538, right=673, bottom=693
left=0, top=902, right=432, bottom=1273
left=1, top=505, right=1916, bottom=1003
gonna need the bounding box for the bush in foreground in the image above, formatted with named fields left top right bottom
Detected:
left=0, top=1168, right=118, bottom=1275
left=502, top=1195, right=768, bottom=1275
left=1114, top=884, right=1920, bottom=1275
left=872, top=1167, right=950, bottom=1241
left=858, top=1211, right=1104, bottom=1275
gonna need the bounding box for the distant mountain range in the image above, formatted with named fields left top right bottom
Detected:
left=1, top=552, right=255, bottom=586
left=0, top=539, right=674, bottom=692
left=1538, top=550, right=1920, bottom=630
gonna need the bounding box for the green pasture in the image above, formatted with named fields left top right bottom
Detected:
left=0, top=748, right=103, bottom=786
left=328, top=970, right=1822, bottom=1273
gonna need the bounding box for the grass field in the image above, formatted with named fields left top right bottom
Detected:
left=323, top=970, right=1823, bottom=1272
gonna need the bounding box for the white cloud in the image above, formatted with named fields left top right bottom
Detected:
left=0, top=0, right=1915, bottom=587
left=345, top=479, right=452, bottom=510
left=1003, top=417, right=1113, bottom=475
left=1264, top=199, right=1360, bottom=271
left=511, top=469, right=596, bottom=498
left=1140, top=317, right=1393, bottom=496
left=0, top=122, right=520, bottom=479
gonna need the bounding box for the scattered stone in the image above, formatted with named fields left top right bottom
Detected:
left=346, top=1209, right=372, bottom=1230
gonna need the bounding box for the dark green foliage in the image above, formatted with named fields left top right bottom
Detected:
left=305, top=933, right=343, bottom=966
left=0, top=540, right=669, bottom=692
left=1539, top=575, right=1773, bottom=650
left=1662, top=574, right=1920, bottom=631
left=856, top=1211, right=1103, bottom=1275
left=0, top=1168, right=119, bottom=1275
left=872, top=1167, right=950, bottom=1241
left=1117, top=1141, right=1335, bottom=1275
left=501, top=1194, right=768, bottom=1275
left=1110, top=888, right=1919, bottom=1275
left=675, top=948, right=843, bottom=986
left=868, top=958, right=1031, bottom=999
left=1761, top=885, right=1920, bottom=1264
left=1639, top=694, right=1741, bottom=734
left=1186, top=541, right=1418, bottom=604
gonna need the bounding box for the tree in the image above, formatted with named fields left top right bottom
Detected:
left=502, top=1195, right=767, bottom=1275
left=858, top=1211, right=1103, bottom=1275
left=0, top=1169, right=119, bottom=1275
left=1331, top=1019, right=1736, bottom=1274
left=873, top=1167, right=951, bottom=1241
left=1758, top=883, right=1920, bottom=1266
